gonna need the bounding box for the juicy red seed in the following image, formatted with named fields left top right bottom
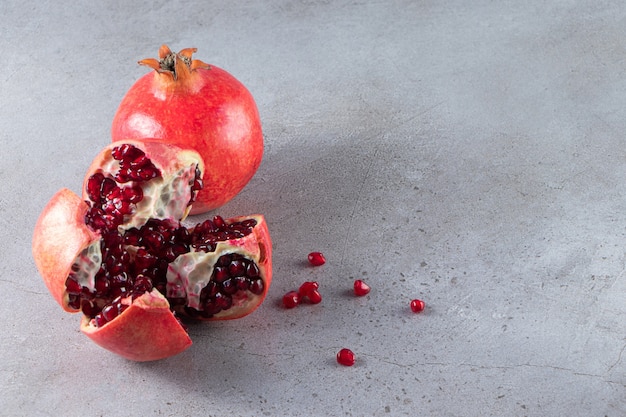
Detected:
left=234, top=276, right=249, bottom=291
left=213, top=266, right=229, bottom=283
left=229, top=260, right=245, bottom=276
left=249, top=278, right=264, bottom=295
left=94, top=277, right=110, bottom=296
left=86, top=173, right=105, bottom=203
left=215, top=292, right=233, bottom=309
left=337, top=348, right=356, bottom=366
left=221, top=278, right=238, bottom=295
left=298, top=281, right=319, bottom=298
left=246, top=262, right=260, bottom=277
left=101, top=304, right=119, bottom=322
left=282, top=291, right=300, bottom=308
left=81, top=300, right=99, bottom=318
left=213, top=216, right=226, bottom=229
left=307, top=289, right=322, bottom=304
left=410, top=299, right=425, bottom=313
left=122, top=185, right=143, bottom=203
left=133, top=275, right=153, bottom=293
left=307, top=252, right=326, bottom=266
left=65, top=277, right=82, bottom=295
left=353, top=279, right=371, bottom=296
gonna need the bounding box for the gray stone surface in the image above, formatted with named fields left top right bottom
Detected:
left=1, top=1, right=624, bottom=416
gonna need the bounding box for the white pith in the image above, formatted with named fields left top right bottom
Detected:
left=71, top=242, right=102, bottom=292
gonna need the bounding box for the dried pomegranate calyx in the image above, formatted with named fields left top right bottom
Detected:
left=139, top=44, right=210, bottom=84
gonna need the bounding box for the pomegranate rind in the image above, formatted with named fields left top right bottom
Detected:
left=81, top=290, right=192, bottom=362
left=32, top=188, right=98, bottom=312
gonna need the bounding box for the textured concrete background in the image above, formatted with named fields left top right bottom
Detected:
left=1, top=1, right=625, bottom=416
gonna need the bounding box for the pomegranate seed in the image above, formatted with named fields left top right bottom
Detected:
left=336, top=348, right=355, bottom=366
left=307, top=251, right=326, bottom=266
left=282, top=291, right=300, bottom=308
left=298, top=281, right=319, bottom=298
left=410, top=299, right=425, bottom=313
left=307, top=289, right=322, bottom=304
left=353, top=279, right=370, bottom=296
left=249, top=278, right=264, bottom=295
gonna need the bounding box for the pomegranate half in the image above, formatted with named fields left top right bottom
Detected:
left=32, top=140, right=272, bottom=361
left=111, top=45, right=264, bottom=214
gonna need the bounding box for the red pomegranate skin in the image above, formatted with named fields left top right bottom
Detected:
left=111, top=46, right=263, bottom=214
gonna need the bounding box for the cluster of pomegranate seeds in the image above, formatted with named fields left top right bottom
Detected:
left=336, top=348, right=356, bottom=366
left=353, top=279, right=371, bottom=296
left=180, top=252, right=264, bottom=318
left=307, top=251, right=326, bottom=266
left=84, top=145, right=162, bottom=233
left=190, top=216, right=257, bottom=253
left=410, top=299, right=425, bottom=313
left=298, top=281, right=322, bottom=304
left=111, top=143, right=161, bottom=183
left=282, top=281, right=322, bottom=308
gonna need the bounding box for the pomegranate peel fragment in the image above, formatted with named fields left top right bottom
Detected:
left=32, top=188, right=99, bottom=312
left=81, top=290, right=191, bottom=362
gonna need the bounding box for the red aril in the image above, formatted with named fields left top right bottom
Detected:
left=306, top=289, right=322, bottom=304
left=307, top=252, right=326, bottom=266
left=282, top=291, right=300, bottom=309
left=32, top=140, right=272, bottom=361
left=297, top=281, right=319, bottom=299
left=353, top=279, right=370, bottom=296
left=111, top=45, right=263, bottom=214
left=336, top=348, right=355, bottom=366
left=410, top=299, right=425, bottom=313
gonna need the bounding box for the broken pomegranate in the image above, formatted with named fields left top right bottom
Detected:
left=111, top=45, right=263, bottom=214
left=410, top=299, right=425, bottom=313
left=353, top=279, right=371, bottom=296
left=336, top=348, right=356, bottom=366
left=32, top=140, right=272, bottom=361
left=307, top=252, right=326, bottom=266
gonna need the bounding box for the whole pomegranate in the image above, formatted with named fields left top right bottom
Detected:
left=32, top=140, right=272, bottom=361
left=111, top=45, right=264, bottom=214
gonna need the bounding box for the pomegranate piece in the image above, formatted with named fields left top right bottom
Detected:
left=282, top=291, right=300, bottom=309
left=410, top=299, right=425, bottom=313
left=353, top=279, right=371, bottom=296
left=336, top=348, right=356, bottom=366
left=112, top=45, right=263, bottom=214
left=32, top=140, right=272, bottom=361
left=307, top=251, right=326, bottom=266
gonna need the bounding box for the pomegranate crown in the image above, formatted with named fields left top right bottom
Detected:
left=139, top=45, right=210, bottom=82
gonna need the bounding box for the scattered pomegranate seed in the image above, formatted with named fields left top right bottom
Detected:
left=298, top=281, right=319, bottom=298
left=282, top=291, right=300, bottom=309
left=353, top=279, right=370, bottom=296
left=307, top=289, right=322, bottom=304
left=410, top=299, right=425, bottom=313
left=336, top=348, right=355, bottom=366
left=307, top=251, right=326, bottom=266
